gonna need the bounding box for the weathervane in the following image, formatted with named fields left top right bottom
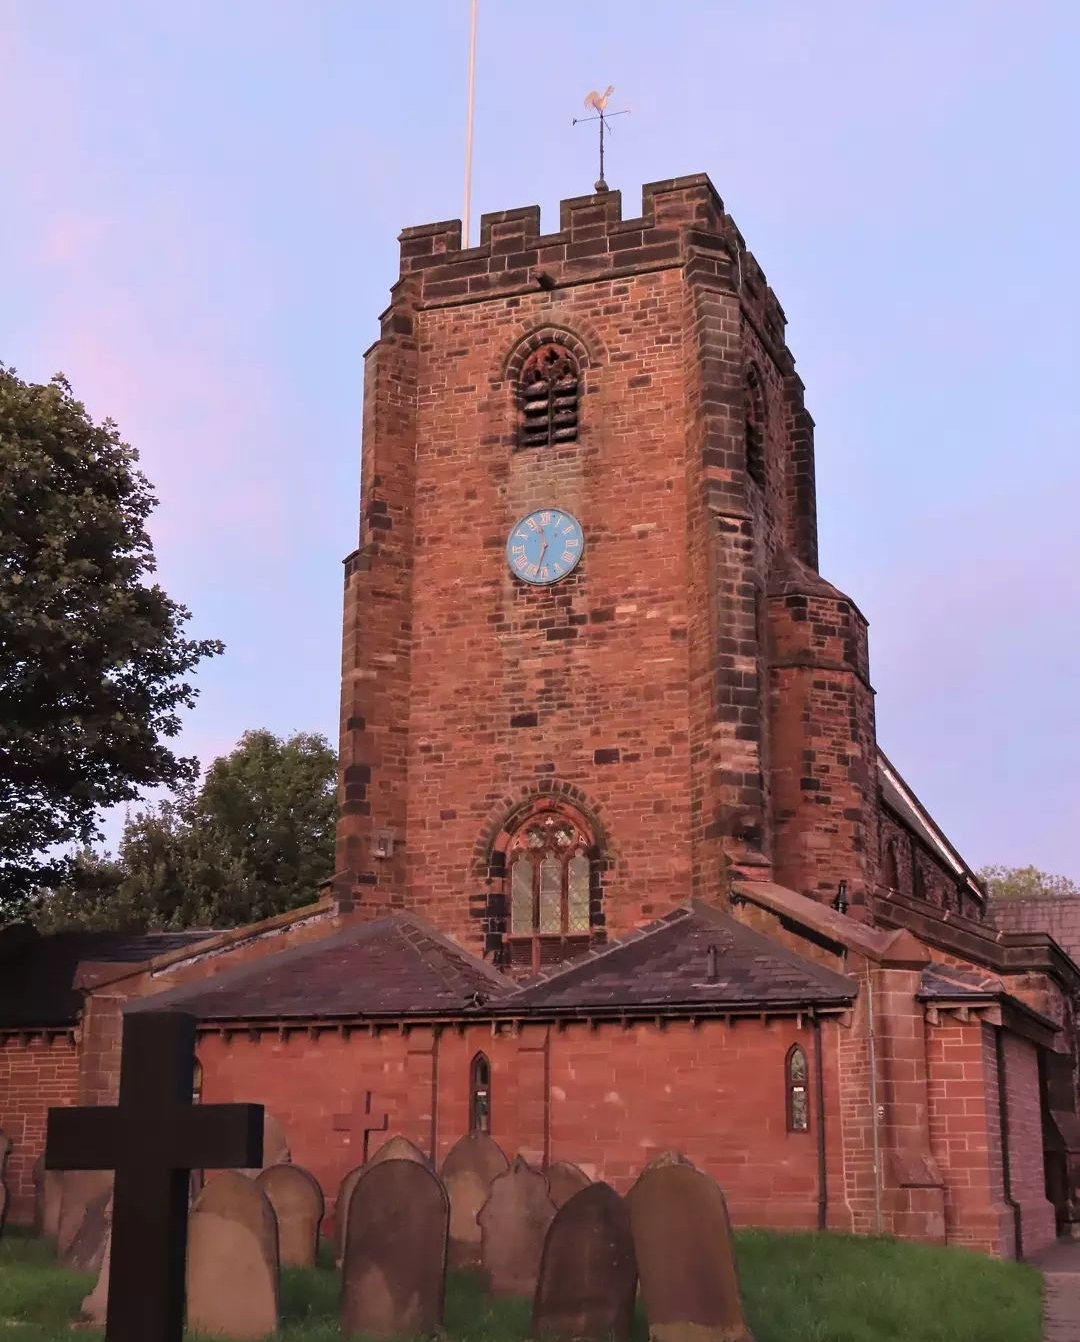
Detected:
left=573, top=85, right=630, bottom=193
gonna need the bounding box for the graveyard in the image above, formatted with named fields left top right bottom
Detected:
left=0, top=1221, right=1043, bottom=1341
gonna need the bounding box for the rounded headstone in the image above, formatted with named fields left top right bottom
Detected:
left=187, top=1210, right=279, bottom=1341
left=257, top=1164, right=324, bottom=1267
left=57, top=1172, right=112, bottom=1272
left=478, top=1154, right=558, bottom=1298
left=341, top=1158, right=449, bottom=1339
left=195, top=1170, right=280, bottom=1272
left=533, top=1183, right=638, bottom=1342
left=626, top=1163, right=752, bottom=1342
left=545, top=1160, right=592, bottom=1209
left=440, top=1133, right=510, bottom=1267
left=334, top=1135, right=430, bottom=1266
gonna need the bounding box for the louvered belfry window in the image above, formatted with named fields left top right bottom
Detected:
left=519, top=343, right=579, bottom=448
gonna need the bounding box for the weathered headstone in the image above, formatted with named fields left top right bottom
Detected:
left=478, top=1154, right=557, bottom=1298
left=257, top=1163, right=323, bottom=1267
left=81, top=1223, right=112, bottom=1326
left=341, top=1157, right=449, bottom=1339
left=334, top=1134, right=430, bottom=1266
left=533, top=1182, right=638, bottom=1342
left=194, top=1170, right=280, bottom=1270
left=545, top=1160, right=592, bottom=1209
left=0, top=1126, right=11, bottom=1234
left=238, top=1110, right=290, bottom=1177
left=33, top=1152, right=64, bottom=1239
left=187, top=1211, right=279, bottom=1341
left=57, top=1170, right=112, bottom=1269
left=626, top=1163, right=753, bottom=1342
left=440, top=1132, right=509, bottom=1267
left=45, top=1011, right=263, bottom=1342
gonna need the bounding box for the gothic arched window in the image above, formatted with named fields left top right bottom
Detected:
left=786, top=1044, right=809, bottom=1132
left=519, top=343, right=580, bottom=448
left=505, top=808, right=593, bottom=971
left=470, top=1053, right=491, bottom=1135
left=883, top=841, right=900, bottom=892
left=745, top=366, right=766, bottom=489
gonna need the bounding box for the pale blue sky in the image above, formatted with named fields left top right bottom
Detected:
left=3, top=2, right=1078, bottom=876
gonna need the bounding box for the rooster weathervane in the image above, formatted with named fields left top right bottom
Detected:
left=573, top=85, right=630, bottom=192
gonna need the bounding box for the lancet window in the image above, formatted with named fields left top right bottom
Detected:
left=786, top=1044, right=810, bottom=1133
left=745, top=366, right=767, bottom=489
left=470, top=1053, right=491, bottom=1135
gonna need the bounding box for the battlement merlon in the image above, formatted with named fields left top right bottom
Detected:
left=392, top=174, right=789, bottom=352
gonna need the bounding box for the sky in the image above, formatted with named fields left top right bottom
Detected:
left=2, top=1, right=1078, bottom=877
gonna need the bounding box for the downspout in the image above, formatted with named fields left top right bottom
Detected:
left=429, top=1025, right=441, bottom=1164
left=866, top=965, right=884, bottom=1234
left=994, top=1026, right=1023, bottom=1260
left=813, top=1014, right=828, bottom=1230
left=542, top=1023, right=552, bottom=1168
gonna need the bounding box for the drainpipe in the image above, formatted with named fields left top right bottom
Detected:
left=994, top=1027, right=1023, bottom=1260
left=813, top=1015, right=828, bottom=1230
left=866, top=965, right=884, bottom=1234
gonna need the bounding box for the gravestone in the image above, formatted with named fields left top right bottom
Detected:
left=626, top=1163, right=753, bottom=1342
left=341, top=1157, right=449, bottom=1339
left=33, top=1153, right=63, bottom=1239
left=45, top=1011, right=263, bottom=1342
left=545, top=1160, right=592, bottom=1209
left=81, top=1224, right=112, bottom=1326
left=194, top=1170, right=279, bottom=1269
left=0, top=1126, right=11, bottom=1234
left=239, top=1110, right=290, bottom=1177
left=334, top=1134, right=430, bottom=1266
left=187, top=1210, right=279, bottom=1341
left=57, top=1170, right=112, bottom=1269
left=440, top=1132, right=509, bottom=1267
left=533, top=1182, right=638, bottom=1342
left=257, top=1163, right=324, bottom=1267
left=478, top=1154, right=557, bottom=1298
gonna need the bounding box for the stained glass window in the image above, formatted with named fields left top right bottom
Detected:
left=470, top=1054, right=491, bottom=1135
left=504, top=810, right=593, bottom=941
left=786, top=1045, right=809, bottom=1133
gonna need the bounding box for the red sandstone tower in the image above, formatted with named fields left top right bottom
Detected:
left=335, top=176, right=887, bottom=964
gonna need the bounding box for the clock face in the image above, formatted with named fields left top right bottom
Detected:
left=506, top=509, right=584, bottom=585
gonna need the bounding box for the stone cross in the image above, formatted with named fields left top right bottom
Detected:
left=45, top=1011, right=263, bottom=1342
left=333, top=1090, right=388, bottom=1163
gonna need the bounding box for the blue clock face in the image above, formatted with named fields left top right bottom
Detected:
left=506, top=509, right=584, bottom=585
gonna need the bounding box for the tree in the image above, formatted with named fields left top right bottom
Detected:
left=978, top=865, right=1080, bottom=901
left=31, top=729, right=338, bottom=932
left=0, top=366, right=222, bottom=920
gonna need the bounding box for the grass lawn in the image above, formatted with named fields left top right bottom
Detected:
left=0, top=1225, right=1042, bottom=1341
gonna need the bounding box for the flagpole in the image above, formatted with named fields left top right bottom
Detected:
left=463, top=0, right=478, bottom=247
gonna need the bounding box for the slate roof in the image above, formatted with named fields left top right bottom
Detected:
left=0, top=927, right=215, bottom=1029
left=127, top=913, right=512, bottom=1021
left=505, top=901, right=856, bottom=1013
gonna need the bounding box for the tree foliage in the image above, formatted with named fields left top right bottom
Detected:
left=978, top=864, right=1080, bottom=901
left=0, top=366, right=222, bottom=919
left=32, top=730, right=338, bottom=932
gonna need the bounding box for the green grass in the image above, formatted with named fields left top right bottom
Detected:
left=0, top=1224, right=1041, bottom=1341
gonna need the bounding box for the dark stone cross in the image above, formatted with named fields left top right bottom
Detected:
left=333, top=1089, right=388, bottom=1162
left=45, top=1011, right=263, bottom=1342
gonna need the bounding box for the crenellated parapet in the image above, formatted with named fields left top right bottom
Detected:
left=392, top=175, right=789, bottom=356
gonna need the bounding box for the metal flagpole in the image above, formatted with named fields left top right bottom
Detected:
left=463, top=0, right=478, bottom=247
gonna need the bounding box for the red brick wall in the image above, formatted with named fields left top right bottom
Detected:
left=1001, top=1032, right=1056, bottom=1255
left=926, top=1020, right=1013, bottom=1255
left=0, top=1034, right=78, bottom=1225
left=195, top=1016, right=831, bottom=1238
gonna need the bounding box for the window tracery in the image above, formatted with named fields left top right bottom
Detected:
left=508, top=812, right=591, bottom=937
left=518, top=343, right=580, bottom=448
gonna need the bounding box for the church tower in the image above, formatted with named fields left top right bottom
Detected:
left=335, top=175, right=880, bottom=967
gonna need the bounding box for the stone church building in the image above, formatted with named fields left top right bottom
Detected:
left=3, top=173, right=1079, bottom=1259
